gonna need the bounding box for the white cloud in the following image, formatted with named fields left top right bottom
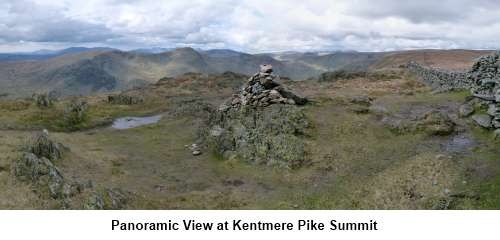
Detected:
left=0, top=0, right=500, bottom=52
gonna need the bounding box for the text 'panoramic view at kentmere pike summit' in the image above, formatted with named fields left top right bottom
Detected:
left=2, top=0, right=500, bottom=210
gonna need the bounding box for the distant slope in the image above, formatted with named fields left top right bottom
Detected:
left=371, top=49, right=493, bottom=71
left=0, top=47, right=318, bottom=97
left=0, top=47, right=114, bottom=62
left=0, top=48, right=495, bottom=98
left=288, top=52, right=385, bottom=72
left=0, top=50, right=111, bottom=97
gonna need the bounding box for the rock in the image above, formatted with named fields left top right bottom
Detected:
left=208, top=104, right=309, bottom=169
left=493, top=129, right=500, bottom=139
left=260, top=64, right=273, bottom=73
left=27, top=131, right=63, bottom=161
left=108, top=94, right=144, bottom=105
left=192, top=150, right=202, bottom=156
left=381, top=110, right=455, bottom=135
left=33, top=93, right=56, bottom=108
left=188, top=143, right=202, bottom=156
left=472, top=114, right=493, bottom=128
left=210, top=125, right=224, bottom=137
left=435, top=154, right=447, bottom=161
left=64, top=100, right=88, bottom=128
left=369, top=105, right=389, bottom=115
left=14, top=152, right=68, bottom=199
left=223, top=179, right=245, bottom=186
left=418, top=111, right=456, bottom=135
left=269, top=90, right=281, bottom=99
left=349, top=105, right=370, bottom=114
left=486, top=104, right=497, bottom=116
left=232, top=99, right=241, bottom=106
left=278, top=89, right=308, bottom=105
left=381, top=116, right=412, bottom=134
left=218, top=104, right=230, bottom=112
left=85, top=193, right=105, bottom=210
left=84, top=188, right=128, bottom=210
left=458, top=103, right=474, bottom=117
left=349, top=95, right=372, bottom=106
left=14, top=152, right=54, bottom=182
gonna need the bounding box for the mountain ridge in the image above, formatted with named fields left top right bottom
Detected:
left=0, top=47, right=493, bottom=98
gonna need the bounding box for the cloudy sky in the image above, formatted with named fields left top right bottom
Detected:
left=1, top=0, right=500, bottom=53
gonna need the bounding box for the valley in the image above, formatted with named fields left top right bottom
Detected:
left=0, top=48, right=490, bottom=98
left=1, top=55, right=500, bottom=209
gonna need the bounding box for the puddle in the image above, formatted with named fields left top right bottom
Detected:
left=111, top=115, right=162, bottom=129
left=444, top=134, right=476, bottom=154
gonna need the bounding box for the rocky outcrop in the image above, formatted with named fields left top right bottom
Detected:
left=108, top=94, right=144, bottom=105
left=406, top=61, right=471, bottom=91
left=33, top=92, right=57, bottom=108
left=63, top=100, right=88, bottom=127
left=208, top=65, right=309, bottom=169
left=27, top=130, right=64, bottom=161
left=84, top=188, right=128, bottom=210
left=13, top=131, right=128, bottom=209
left=380, top=110, right=456, bottom=136
left=14, top=131, right=77, bottom=200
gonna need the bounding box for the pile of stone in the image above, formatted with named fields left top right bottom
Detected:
left=220, top=64, right=307, bottom=111
left=466, top=51, right=500, bottom=133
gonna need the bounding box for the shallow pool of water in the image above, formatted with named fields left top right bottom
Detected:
left=111, top=115, right=163, bottom=129
left=444, top=134, right=476, bottom=154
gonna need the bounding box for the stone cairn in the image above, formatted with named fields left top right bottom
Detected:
left=467, top=51, right=500, bottom=134
left=219, top=64, right=307, bottom=111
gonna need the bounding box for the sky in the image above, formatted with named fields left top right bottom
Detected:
left=1, top=0, right=500, bottom=53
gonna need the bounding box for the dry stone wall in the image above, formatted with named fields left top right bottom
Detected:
left=406, top=61, right=471, bottom=91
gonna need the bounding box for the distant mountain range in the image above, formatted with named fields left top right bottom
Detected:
left=0, top=47, right=492, bottom=98
left=0, top=47, right=115, bottom=62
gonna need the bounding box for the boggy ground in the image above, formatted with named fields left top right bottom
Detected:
left=1, top=71, right=499, bottom=209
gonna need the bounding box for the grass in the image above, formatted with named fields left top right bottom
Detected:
left=0, top=95, right=168, bottom=132
left=1, top=74, right=500, bottom=209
